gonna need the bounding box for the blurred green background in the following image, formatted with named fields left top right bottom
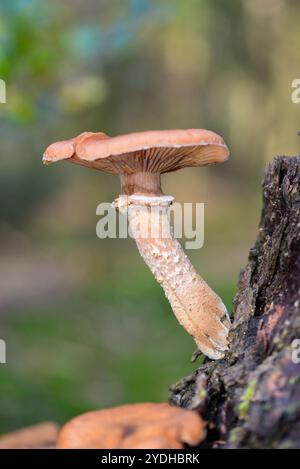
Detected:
left=1, top=0, right=300, bottom=432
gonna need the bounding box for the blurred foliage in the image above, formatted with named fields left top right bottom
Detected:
left=1, top=0, right=300, bottom=431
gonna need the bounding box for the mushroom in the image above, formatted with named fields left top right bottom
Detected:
left=0, top=421, right=59, bottom=449
left=43, top=129, right=230, bottom=359
left=57, top=402, right=205, bottom=449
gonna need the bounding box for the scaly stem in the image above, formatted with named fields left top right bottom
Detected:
left=115, top=195, right=230, bottom=359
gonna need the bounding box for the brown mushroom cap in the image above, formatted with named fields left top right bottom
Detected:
left=0, top=421, right=59, bottom=449
left=43, top=129, right=229, bottom=175
left=57, top=402, right=206, bottom=449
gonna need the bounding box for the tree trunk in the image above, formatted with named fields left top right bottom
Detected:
left=169, top=156, right=300, bottom=449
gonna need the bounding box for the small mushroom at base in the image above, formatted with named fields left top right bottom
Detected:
left=57, top=402, right=206, bottom=449
left=0, top=421, right=59, bottom=449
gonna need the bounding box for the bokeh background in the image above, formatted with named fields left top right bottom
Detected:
left=1, top=0, right=300, bottom=432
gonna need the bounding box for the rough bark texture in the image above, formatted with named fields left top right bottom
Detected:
left=169, top=156, right=300, bottom=449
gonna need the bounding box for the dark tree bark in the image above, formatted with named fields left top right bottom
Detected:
left=169, top=156, right=300, bottom=449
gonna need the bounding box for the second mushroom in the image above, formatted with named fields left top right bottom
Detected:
left=44, top=129, right=231, bottom=359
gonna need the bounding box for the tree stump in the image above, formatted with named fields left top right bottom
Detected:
left=169, top=156, right=300, bottom=449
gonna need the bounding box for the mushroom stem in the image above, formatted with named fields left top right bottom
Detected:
left=120, top=173, right=162, bottom=196
left=114, top=195, right=230, bottom=359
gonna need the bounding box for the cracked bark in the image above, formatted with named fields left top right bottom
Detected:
left=169, top=156, right=300, bottom=449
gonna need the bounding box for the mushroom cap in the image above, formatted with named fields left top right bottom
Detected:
left=57, top=402, right=206, bottom=449
left=43, top=129, right=229, bottom=175
left=0, top=421, right=59, bottom=449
